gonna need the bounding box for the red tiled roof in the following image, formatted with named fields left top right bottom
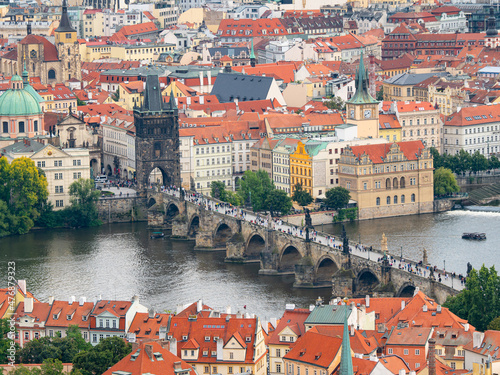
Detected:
left=45, top=300, right=94, bottom=328
left=103, top=341, right=195, bottom=375
left=386, top=326, right=432, bottom=346
left=308, top=326, right=378, bottom=355
left=217, top=19, right=293, bottom=39
left=268, top=308, right=309, bottom=345
left=14, top=301, right=51, bottom=327
left=119, top=22, right=158, bottom=36
left=284, top=330, right=342, bottom=368
left=19, top=35, right=58, bottom=62
left=396, top=101, right=435, bottom=112
left=379, top=114, right=402, bottom=129
left=445, top=104, right=500, bottom=127
left=92, top=300, right=132, bottom=317
left=348, top=141, right=426, bottom=164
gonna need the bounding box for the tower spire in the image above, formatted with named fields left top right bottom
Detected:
left=22, top=52, right=29, bottom=86
left=340, top=308, right=354, bottom=375
left=169, top=88, right=177, bottom=110
left=347, top=50, right=378, bottom=105
left=250, top=38, right=256, bottom=68
left=55, top=0, right=76, bottom=33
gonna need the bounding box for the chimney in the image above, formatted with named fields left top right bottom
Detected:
left=199, top=71, right=204, bottom=93
left=414, top=287, right=420, bottom=296
left=200, top=96, right=205, bottom=105
left=216, top=338, right=224, bottom=361
left=309, top=305, right=315, bottom=312
left=144, top=344, right=154, bottom=360
left=131, top=342, right=139, bottom=352
left=69, top=296, right=76, bottom=305
left=464, top=323, right=470, bottom=332
left=148, top=308, right=155, bottom=318
left=428, top=338, right=436, bottom=375
left=423, top=305, right=428, bottom=312
left=25, top=297, right=34, bottom=314
left=159, top=326, right=167, bottom=340
left=365, top=295, right=370, bottom=308
left=401, top=300, right=405, bottom=310
left=18, top=280, right=27, bottom=295
left=169, top=338, right=177, bottom=356
left=173, top=362, right=182, bottom=370
left=473, top=332, right=485, bottom=348
left=197, top=299, right=203, bottom=313
left=79, top=297, right=86, bottom=306
left=350, top=324, right=355, bottom=336
left=207, top=71, right=212, bottom=88
left=234, top=98, right=239, bottom=110
left=48, top=296, right=55, bottom=305
left=187, top=97, right=191, bottom=106
left=226, top=305, right=231, bottom=315
left=437, top=305, right=442, bottom=313
left=399, top=370, right=405, bottom=375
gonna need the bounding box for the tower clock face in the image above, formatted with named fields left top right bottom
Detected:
left=30, top=49, right=37, bottom=59
left=364, top=109, right=371, bottom=118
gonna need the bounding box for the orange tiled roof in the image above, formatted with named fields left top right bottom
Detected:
left=44, top=300, right=94, bottom=328
left=92, top=300, right=133, bottom=317
left=348, top=141, right=425, bottom=164
left=268, top=308, right=309, bottom=345
left=284, top=330, right=342, bottom=368
left=379, top=114, right=402, bottom=129
left=445, top=104, right=500, bottom=127
left=14, top=301, right=51, bottom=327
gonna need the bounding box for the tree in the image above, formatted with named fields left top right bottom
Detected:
left=376, top=86, right=384, bottom=101
left=470, top=151, right=488, bottom=173
left=67, top=179, right=101, bottom=227
left=211, top=181, right=243, bottom=206
left=76, top=97, right=86, bottom=106
left=324, top=96, right=345, bottom=111
left=72, top=337, right=132, bottom=375
left=433, top=167, right=459, bottom=196
left=40, top=358, right=64, bottom=375
left=0, top=318, right=19, bottom=364
left=265, top=189, right=292, bottom=216
left=489, top=155, right=500, bottom=170
left=488, top=316, right=500, bottom=331
left=325, top=187, right=350, bottom=211
left=292, top=184, right=313, bottom=207
left=444, top=265, right=500, bottom=332
left=111, top=89, right=120, bottom=102
left=429, top=147, right=443, bottom=169
left=238, top=170, right=275, bottom=212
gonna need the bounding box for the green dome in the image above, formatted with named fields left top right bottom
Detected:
left=0, top=88, right=42, bottom=116
left=11, top=74, right=22, bottom=82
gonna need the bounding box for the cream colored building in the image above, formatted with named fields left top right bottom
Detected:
left=272, top=139, right=299, bottom=195
left=392, top=101, right=443, bottom=151
left=3, top=141, right=90, bottom=209
left=79, top=42, right=176, bottom=63
left=427, top=84, right=467, bottom=116
left=339, top=140, right=434, bottom=220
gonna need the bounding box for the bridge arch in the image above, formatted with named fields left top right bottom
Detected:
left=245, top=232, right=266, bottom=260
left=355, top=268, right=380, bottom=294
left=166, top=202, right=180, bottom=220
left=188, top=215, right=200, bottom=238
left=397, top=282, right=416, bottom=297
left=214, top=221, right=233, bottom=248
left=315, top=255, right=340, bottom=285
left=279, top=244, right=303, bottom=273
left=147, top=197, right=157, bottom=208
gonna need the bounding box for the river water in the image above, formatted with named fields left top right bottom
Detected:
left=2, top=210, right=499, bottom=318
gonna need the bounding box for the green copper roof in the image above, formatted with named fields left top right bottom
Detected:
left=347, top=51, right=378, bottom=105
left=24, top=84, right=45, bottom=104
left=0, top=84, right=42, bottom=116
left=250, top=38, right=256, bottom=59
left=340, top=309, right=354, bottom=375
left=305, top=304, right=351, bottom=324
left=11, top=74, right=22, bottom=82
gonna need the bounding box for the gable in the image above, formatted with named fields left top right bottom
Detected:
left=224, top=336, right=245, bottom=349
left=30, top=144, right=70, bottom=159
left=279, top=326, right=298, bottom=337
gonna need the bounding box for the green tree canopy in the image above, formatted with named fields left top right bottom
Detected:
left=211, top=181, right=243, bottom=206
left=433, top=167, right=460, bottom=196
left=0, top=318, right=19, bottom=364
left=488, top=316, right=500, bottom=331
left=470, top=151, right=488, bottom=173
left=292, top=184, right=313, bottom=207
left=265, top=189, right=292, bottom=216
left=72, top=336, right=132, bottom=375
left=67, top=179, right=101, bottom=228
left=489, top=155, right=500, bottom=170
left=237, top=170, right=275, bottom=212
left=325, top=187, right=350, bottom=211
left=444, top=265, right=500, bottom=332
left=324, top=96, right=345, bottom=111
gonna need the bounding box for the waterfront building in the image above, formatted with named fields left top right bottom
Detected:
left=1, top=141, right=91, bottom=210
left=338, top=140, right=434, bottom=220
left=89, top=297, right=148, bottom=346
left=443, top=104, right=500, bottom=157
left=13, top=299, right=51, bottom=348
left=272, top=139, right=300, bottom=195
left=44, top=297, right=94, bottom=342
left=103, top=341, right=195, bottom=375
left=250, top=138, right=279, bottom=180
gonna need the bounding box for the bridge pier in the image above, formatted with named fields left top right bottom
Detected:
left=171, top=215, right=190, bottom=239
left=293, top=264, right=315, bottom=288
left=258, top=251, right=280, bottom=275
left=332, top=269, right=355, bottom=297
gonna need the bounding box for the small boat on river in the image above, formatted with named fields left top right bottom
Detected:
left=150, top=232, right=165, bottom=239
left=462, top=232, right=486, bottom=240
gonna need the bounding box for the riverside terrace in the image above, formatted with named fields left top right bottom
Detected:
left=146, top=188, right=462, bottom=303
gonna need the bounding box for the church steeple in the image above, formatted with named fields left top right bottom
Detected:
left=348, top=51, right=377, bottom=105
left=54, top=0, right=77, bottom=45
left=22, top=55, right=29, bottom=86
left=486, top=7, right=498, bottom=37
left=340, top=308, right=354, bottom=375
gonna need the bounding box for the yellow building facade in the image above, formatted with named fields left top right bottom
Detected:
left=290, top=141, right=313, bottom=196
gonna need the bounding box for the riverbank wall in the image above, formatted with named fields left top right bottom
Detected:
left=457, top=175, right=500, bottom=191
left=97, top=197, right=148, bottom=223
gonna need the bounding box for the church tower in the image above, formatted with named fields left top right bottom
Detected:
left=135, top=75, right=180, bottom=193
left=485, top=7, right=500, bottom=49
left=54, top=0, right=81, bottom=81
left=345, top=51, right=379, bottom=139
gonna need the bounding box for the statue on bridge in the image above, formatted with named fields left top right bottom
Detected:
left=381, top=233, right=388, bottom=252
left=304, top=208, right=313, bottom=242
left=467, top=262, right=473, bottom=276
left=341, top=224, right=351, bottom=268
left=423, top=248, right=428, bottom=266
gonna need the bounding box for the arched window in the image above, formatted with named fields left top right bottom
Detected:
left=68, top=48, right=71, bottom=56
left=48, top=69, right=56, bottom=80
left=411, top=194, right=416, bottom=202
left=394, top=195, right=398, bottom=204
left=386, top=178, right=391, bottom=189
left=376, top=197, right=380, bottom=206
left=18, top=121, right=25, bottom=133
left=400, top=177, right=406, bottom=188
left=34, top=120, right=38, bottom=132
left=386, top=196, right=391, bottom=205
left=401, top=195, right=405, bottom=203
left=393, top=177, right=398, bottom=189
left=68, top=62, right=70, bottom=69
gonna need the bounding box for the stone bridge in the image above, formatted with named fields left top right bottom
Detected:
left=146, top=191, right=458, bottom=304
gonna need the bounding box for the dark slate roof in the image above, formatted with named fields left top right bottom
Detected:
left=55, top=0, right=76, bottom=33
left=384, top=72, right=448, bottom=86
left=208, top=47, right=249, bottom=58
left=1, top=140, right=45, bottom=154
left=210, top=73, right=274, bottom=103
left=142, top=74, right=165, bottom=112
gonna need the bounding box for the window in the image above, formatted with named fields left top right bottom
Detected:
left=394, top=195, right=398, bottom=204
left=37, top=161, right=46, bottom=168
left=276, top=364, right=281, bottom=373
left=24, top=331, right=29, bottom=340
left=55, top=173, right=63, bottom=180
left=376, top=197, right=380, bottom=206
left=56, top=200, right=64, bottom=207
left=229, top=367, right=234, bottom=374
left=451, top=363, right=456, bottom=369
left=73, top=172, right=82, bottom=179
left=73, top=159, right=81, bottom=166
left=55, top=186, right=64, bottom=193
left=388, top=348, right=393, bottom=354
left=416, top=363, right=420, bottom=368
left=276, top=349, right=281, bottom=357
left=404, top=349, right=409, bottom=355
left=363, top=182, right=367, bottom=190
left=112, top=320, right=116, bottom=328
left=411, top=194, right=415, bottom=202
left=204, top=367, right=209, bottom=373
left=401, top=195, right=405, bottom=203
left=19, top=121, right=25, bottom=133
left=212, top=367, right=217, bottom=373
left=415, top=349, right=420, bottom=355
left=2, top=121, right=7, bottom=133
left=92, top=333, right=97, bottom=343
left=386, top=196, right=390, bottom=204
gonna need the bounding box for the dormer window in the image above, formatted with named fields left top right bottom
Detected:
left=245, top=336, right=251, bottom=342
left=67, top=315, right=72, bottom=320
left=205, top=336, right=211, bottom=341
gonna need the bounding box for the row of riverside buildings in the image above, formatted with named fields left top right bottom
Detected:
left=3, top=280, right=500, bottom=375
